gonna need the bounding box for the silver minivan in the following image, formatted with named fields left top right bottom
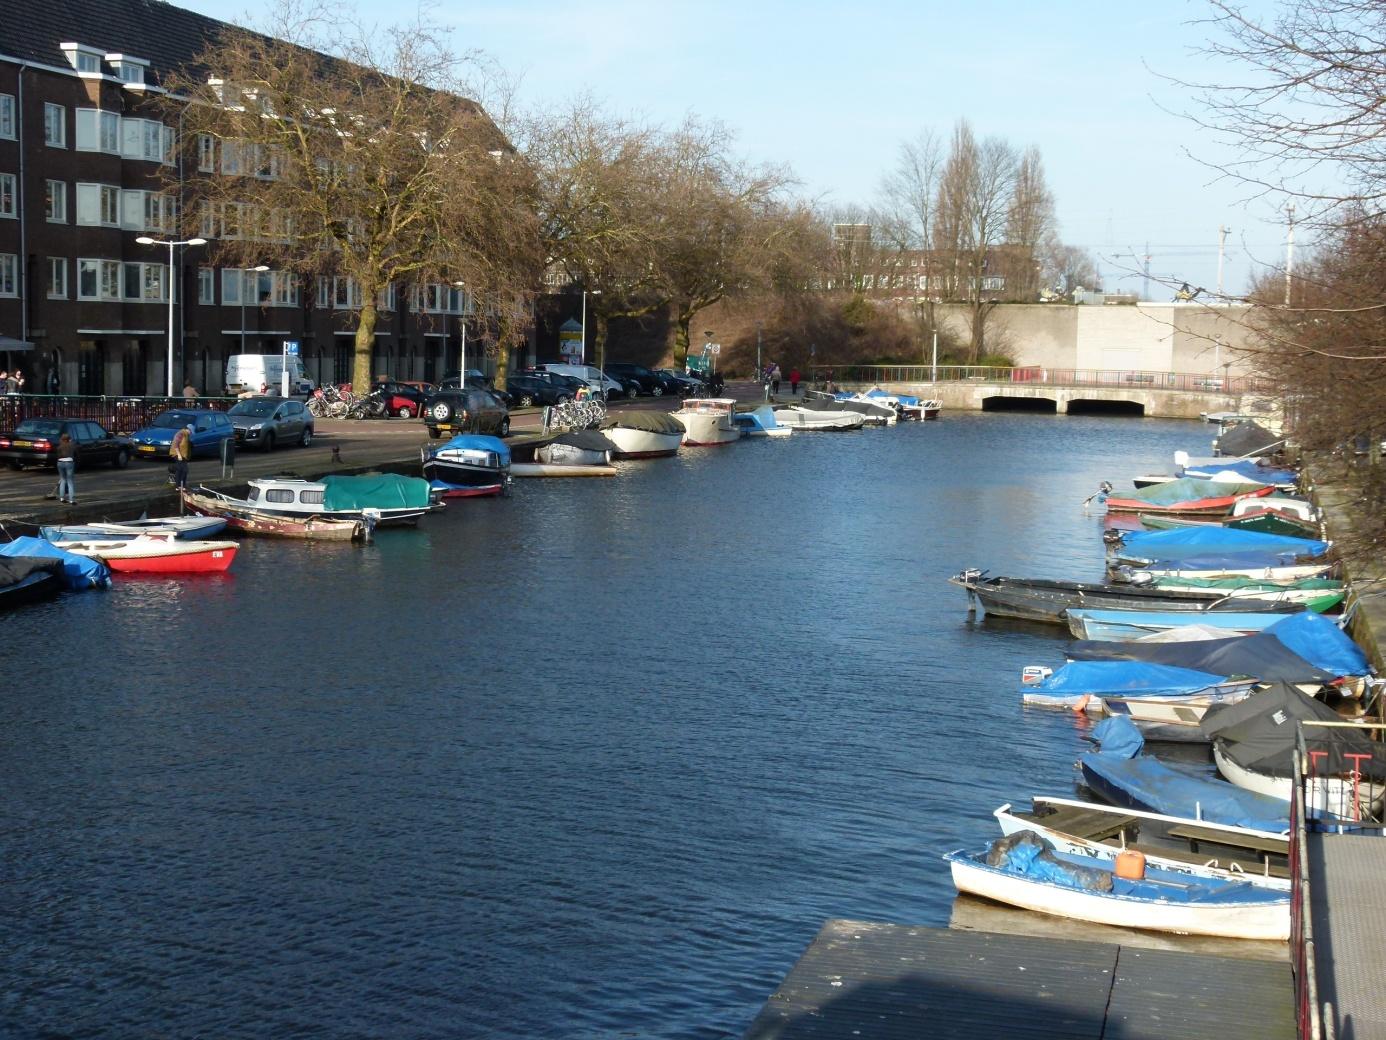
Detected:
left=537, top=363, right=625, bottom=399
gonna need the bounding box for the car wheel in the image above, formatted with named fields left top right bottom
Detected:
left=300, top=427, right=313, bottom=448
left=263, top=431, right=276, bottom=452
left=500, top=416, right=510, bottom=437
left=397, top=405, right=414, bottom=419
left=651, top=385, right=663, bottom=397
left=113, top=448, right=130, bottom=469
left=428, top=427, right=442, bottom=439
left=431, top=401, right=455, bottom=423
left=518, top=393, right=535, bottom=407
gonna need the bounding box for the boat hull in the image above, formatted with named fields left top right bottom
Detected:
left=59, top=538, right=239, bottom=574
left=422, top=458, right=509, bottom=488
left=671, top=412, right=740, bottom=446
left=1213, top=742, right=1385, bottom=820
left=510, top=463, right=618, bottom=477
left=181, top=490, right=364, bottom=541
left=601, top=426, right=683, bottom=458
left=0, top=570, right=63, bottom=610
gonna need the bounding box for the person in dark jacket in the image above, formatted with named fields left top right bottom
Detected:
left=56, top=433, right=77, bottom=504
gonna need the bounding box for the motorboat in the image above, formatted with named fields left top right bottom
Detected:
left=40, top=516, right=228, bottom=541
left=945, top=832, right=1288, bottom=940
left=861, top=387, right=931, bottom=420
left=802, top=390, right=894, bottom=425
left=54, top=534, right=239, bottom=574
left=0, top=535, right=111, bottom=589
left=732, top=406, right=793, bottom=438
left=770, top=406, right=865, bottom=431
left=1103, top=478, right=1274, bottom=516
left=0, top=555, right=65, bottom=610
left=180, top=490, right=366, bottom=540
left=1065, top=609, right=1301, bottom=641
left=1019, top=660, right=1256, bottom=712
left=421, top=434, right=510, bottom=497
left=600, top=411, right=686, bottom=457
left=670, top=398, right=741, bottom=446
left=1137, top=575, right=1343, bottom=611
left=228, top=474, right=435, bottom=526
left=504, top=430, right=620, bottom=476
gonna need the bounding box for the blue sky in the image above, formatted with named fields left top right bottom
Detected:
left=177, top=0, right=1303, bottom=297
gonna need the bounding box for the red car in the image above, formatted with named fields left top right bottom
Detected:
left=371, top=381, right=431, bottom=419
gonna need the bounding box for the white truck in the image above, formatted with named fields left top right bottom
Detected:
left=225, top=354, right=313, bottom=397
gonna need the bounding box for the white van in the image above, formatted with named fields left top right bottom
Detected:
left=538, top=363, right=624, bottom=399
left=225, top=354, right=314, bottom=397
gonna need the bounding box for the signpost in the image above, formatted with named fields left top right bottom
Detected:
left=282, top=339, right=299, bottom=397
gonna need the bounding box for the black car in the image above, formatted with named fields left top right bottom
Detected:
left=424, top=387, right=511, bottom=439
left=654, top=368, right=704, bottom=395
left=605, top=363, right=664, bottom=396
left=505, top=374, right=573, bottom=408
left=521, top=370, right=589, bottom=397
left=372, top=381, right=430, bottom=418
left=0, top=418, right=131, bottom=469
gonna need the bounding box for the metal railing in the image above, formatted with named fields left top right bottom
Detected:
left=810, top=364, right=1275, bottom=394
left=0, top=394, right=237, bottom=435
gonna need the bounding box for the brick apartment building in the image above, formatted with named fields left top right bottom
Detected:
left=0, top=0, right=524, bottom=398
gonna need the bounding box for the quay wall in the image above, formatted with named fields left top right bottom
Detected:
left=1311, top=473, right=1386, bottom=677
left=870, top=381, right=1247, bottom=420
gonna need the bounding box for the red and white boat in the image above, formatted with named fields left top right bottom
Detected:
left=53, top=534, right=239, bottom=574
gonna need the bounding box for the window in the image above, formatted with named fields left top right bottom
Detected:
left=317, top=280, right=329, bottom=308
left=45, top=180, right=66, bottom=222
left=75, top=109, right=120, bottom=153
left=265, top=271, right=298, bottom=306
left=76, top=183, right=120, bottom=226
left=120, top=190, right=176, bottom=232
left=0, top=95, right=13, bottom=139
left=221, top=141, right=243, bottom=176
left=220, top=268, right=244, bottom=305
left=981, top=275, right=1006, bottom=291
left=198, top=267, right=214, bottom=304
left=120, top=118, right=174, bottom=163
left=120, top=262, right=166, bottom=301
left=106, top=56, right=148, bottom=84
left=265, top=488, right=294, bottom=504
left=300, top=489, right=324, bottom=505
left=197, top=134, right=215, bottom=173
left=62, top=44, right=103, bottom=74
left=0, top=174, right=14, bottom=218
left=48, top=258, right=68, bottom=299
left=377, top=283, right=395, bottom=311
left=77, top=259, right=125, bottom=301
left=0, top=254, right=16, bottom=296
left=44, top=104, right=65, bottom=147
left=333, top=277, right=360, bottom=309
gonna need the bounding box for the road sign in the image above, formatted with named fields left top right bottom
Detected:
left=706, top=342, right=721, bottom=355
left=282, top=339, right=300, bottom=356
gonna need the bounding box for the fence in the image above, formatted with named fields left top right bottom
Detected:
left=811, top=364, right=1275, bottom=395
left=0, top=394, right=238, bottom=435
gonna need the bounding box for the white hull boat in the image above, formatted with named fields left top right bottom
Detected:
left=947, top=843, right=1289, bottom=940
left=671, top=399, right=741, bottom=446
left=1212, top=742, right=1385, bottom=820
left=771, top=407, right=865, bottom=431
left=600, top=425, right=684, bottom=458
left=1128, top=563, right=1331, bottom=582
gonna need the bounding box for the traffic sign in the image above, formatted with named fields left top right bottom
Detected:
left=282, top=339, right=300, bottom=356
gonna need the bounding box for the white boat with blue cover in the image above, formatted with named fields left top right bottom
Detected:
left=1065, top=608, right=1290, bottom=641
left=946, top=831, right=1288, bottom=939
left=732, top=406, right=792, bottom=438
left=1020, top=660, right=1256, bottom=711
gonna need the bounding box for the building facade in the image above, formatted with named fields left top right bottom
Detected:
left=0, top=0, right=522, bottom=398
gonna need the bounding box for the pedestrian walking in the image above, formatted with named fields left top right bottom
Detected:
left=770, top=364, right=782, bottom=396
left=170, top=425, right=192, bottom=491
left=47, top=365, right=60, bottom=395
left=789, top=367, right=801, bottom=395
left=12, top=370, right=24, bottom=394
left=55, top=432, right=77, bottom=504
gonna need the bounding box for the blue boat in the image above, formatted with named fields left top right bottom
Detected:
left=1065, top=608, right=1289, bottom=641
left=1021, top=661, right=1252, bottom=711
left=731, top=406, right=792, bottom=438
left=1113, top=525, right=1330, bottom=563
left=0, top=535, right=110, bottom=589
left=40, top=516, right=228, bottom=541
left=420, top=435, right=511, bottom=496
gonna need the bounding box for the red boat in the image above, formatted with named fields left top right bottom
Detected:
left=53, top=535, right=239, bottom=574
left=1104, top=479, right=1274, bottom=517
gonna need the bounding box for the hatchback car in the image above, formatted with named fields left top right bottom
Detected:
left=130, top=409, right=235, bottom=458
left=505, top=374, right=573, bottom=408
left=424, top=388, right=510, bottom=438
left=656, top=369, right=704, bottom=395
left=605, top=363, right=665, bottom=396
left=371, top=381, right=430, bottom=418
left=227, top=397, right=314, bottom=450
left=0, top=418, right=132, bottom=469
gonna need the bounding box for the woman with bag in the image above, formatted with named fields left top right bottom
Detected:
left=170, top=426, right=192, bottom=491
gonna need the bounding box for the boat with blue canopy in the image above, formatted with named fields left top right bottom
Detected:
left=0, top=535, right=110, bottom=589
left=1112, top=526, right=1329, bottom=562
left=731, top=406, right=793, bottom=438
left=1021, top=661, right=1253, bottom=711
left=1104, top=478, right=1273, bottom=516
left=421, top=434, right=511, bottom=496
left=1065, top=609, right=1298, bottom=641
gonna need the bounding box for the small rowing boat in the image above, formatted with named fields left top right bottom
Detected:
left=54, top=535, right=239, bottom=574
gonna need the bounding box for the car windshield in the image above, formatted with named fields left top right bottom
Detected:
left=152, top=411, right=198, bottom=429
left=230, top=400, right=277, bottom=417
left=14, top=420, right=62, bottom=438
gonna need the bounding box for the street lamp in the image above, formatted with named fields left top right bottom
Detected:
left=239, top=265, right=271, bottom=355
left=136, top=235, right=207, bottom=396
left=452, top=281, right=467, bottom=385
left=580, top=288, right=601, bottom=366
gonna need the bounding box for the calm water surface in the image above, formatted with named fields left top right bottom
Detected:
left=2, top=412, right=1204, bottom=1038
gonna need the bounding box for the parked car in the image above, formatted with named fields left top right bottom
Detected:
left=424, top=387, right=511, bottom=439
left=505, top=374, right=573, bottom=408
left=535, top=363, right=625, bottom=400
left=523, top=370, right=588, bottom=396
left=605, top=363, right=665, bottom=396
left=651, top=369, right=695, bottom=396
left=371, top=381, right=430, bottom=418
left=227, top=397, right=315, bottom=450
left=438, top=369, right=491, bottom=390
left=656, top=368, right=705, bottom=395
left=0, top=418, right=132, bottom=469
left=130, top=409, right=235, bottom=458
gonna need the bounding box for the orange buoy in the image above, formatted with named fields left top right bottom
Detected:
left=1114, top=849, right=1146, bottom=880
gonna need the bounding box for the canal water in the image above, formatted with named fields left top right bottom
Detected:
left=3, top=412, right=1204, bottom=1039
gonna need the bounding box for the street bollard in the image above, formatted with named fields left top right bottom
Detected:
left=220, top=435, right=235, bottom=479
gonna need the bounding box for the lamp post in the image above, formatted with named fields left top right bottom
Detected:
left=452, top=281, right=467, bottom=385
left=239, top=265, right=270, bottom=355
left=580, top=288, right=600, bottom=366
left=756, top=320, right=762, bottom=377
left=136, top=235, right=207, bottom=396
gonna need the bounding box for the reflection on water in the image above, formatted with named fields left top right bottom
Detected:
left=1, top=413, right=1241, bottom=1038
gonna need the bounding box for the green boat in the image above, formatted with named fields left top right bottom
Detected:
left=1147, top=575, right=1345, bottom=613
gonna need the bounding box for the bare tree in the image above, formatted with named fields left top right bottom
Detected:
left=163, top=6, right=541, bottom=393
left=878, top=130, right=946, bottom=351
left=1004, top=146, right=1055, bottom=300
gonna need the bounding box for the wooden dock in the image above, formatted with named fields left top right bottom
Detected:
left=1306, top=832, right=1386, bottom=1039
left=743, top=920, right=1294, bottom=1040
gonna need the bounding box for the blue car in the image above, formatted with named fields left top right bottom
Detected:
left=130, top=409, right=235, bottom=459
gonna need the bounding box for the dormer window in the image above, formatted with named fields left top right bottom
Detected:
left=105, top=54, right=149, bottom=85
left=60, top=43, right=104, bottom=75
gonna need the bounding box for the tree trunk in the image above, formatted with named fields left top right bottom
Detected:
left=673, top=310, right=692, bottom=366
left=352, top=299, right=378, bottom=392
left=493, top=313, right=511, bottom=388
left=594, top=311, right=609, bottom=370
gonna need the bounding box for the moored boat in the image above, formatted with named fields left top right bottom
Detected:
left=1065, top=608, right=1298, bottom=641
left=41, top=516, right=229, bottom=541
left=55, top=535, right=239, bottom=574
left=731, top=405, right=793, bottom=438
left=420, top=434, right=510, bottom=495
left=223, top=474, right=435, bottom=526
left=1019, top=660, right=1255, bottom=712
left=770, top=406, right=865, bottom=431
left=670, top=398, right=741, bottom=445
left=0, top=556, right=65, bottom=610
left=1104, top=478, right=1274, bottom=516
left=600, top=411, right=686, bottom=457
left=180, top=489, right=368, bottom=541
left=802, top=390, right=895, bottom=425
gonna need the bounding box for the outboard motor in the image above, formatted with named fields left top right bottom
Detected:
left=1101, top=528, right=1125, bottom=548
left=1082, top=481, right=1113, bottom=511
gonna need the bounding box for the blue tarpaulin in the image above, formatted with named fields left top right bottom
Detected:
left=1025, top=661, right=1228, bottom=697
left=0, top=536, right=109, bottom=589
left=1091, top=715, right=1146, bottom=758
left=1080, top=751, right=1291, bottom=832
left=434, top=434, right=511, bottom=465
left=1182, top=459, right=1298, bottom=485
left=1269, top=612, right=1371, bottom=677
left=1119, top=526, right=1329, bottom=560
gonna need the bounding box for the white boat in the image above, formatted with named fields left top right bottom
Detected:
left=993, top=799, right=1289, bottom=890
left=770, top=406, right=865, bottom=431
left=670, top=398, right=741, bottom=446
left=731, top=405, right=793, bottom=438
left=41, top=516, right=228, bottom=541
left=946, top=837, right=1289, bottom=940
left=1212, top=743, right=1385, bottom=821
left=536, top=440, right=611, bottom=466
left=600, top=412, right=685, bottom=458
left=1100, top=694, right=1227, bottom=734
left=1128, top=562, right=1331, bottom=582
left=510, top=462, right=618, bottom=478
left=222, top=475, right=436, bottom=526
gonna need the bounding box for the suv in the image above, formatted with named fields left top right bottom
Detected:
left=505, top=374, right=573, bottom=408
left=605, top=363, right=664, bottom=396
left=424, top=387, right=510, bottom=439
left=227, top=397, right=314, bottom=450
left=0, top=418, right=131, bottom=469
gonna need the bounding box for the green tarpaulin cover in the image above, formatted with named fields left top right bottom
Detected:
left=1125, top=477, right=1267, bottom=505
left=320, top=473, right=432, bottom=510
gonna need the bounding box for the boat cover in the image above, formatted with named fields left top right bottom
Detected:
left=1155, top=576, right=1341, bottom=593
left=984, top=831, right=1113, bottom=892
left=864, top=388, right=921, bottom=406
left=1069, top=609, right=1286, bottom=633
left=1182, top=459, right=1298, bottom=485
left=1068, top=631, right=1335, bottom=684
left=320, top=473, right=433, bottom=510
left=0, top=554, right=64, bottom=592
left=1268, top=612, right=1371, bottom=678
left=1124, top=549, right=1330, bottom=572
left=1118, top=527, right=1329, bottom=560
left=603, top=411, right=685, bottom=435
left=1215, top=421, right=1281, bottom=457
left=1091, top=715, right=1149, bottom=758
left=1080, top=751, right=1290, bottom=832
left=0, top=536, right=109, bottom=589
left=554, top=430, right=619, bottom=452
left=1026, top=661, right=1230, bottom=697
left=1134, top=622, right=1260, bottom=643
left=432, top=434, right=510, bottom=465
left=1118, top=478, right=1269, bottom=506
left=1200, top=681, right=1384, bottom=777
